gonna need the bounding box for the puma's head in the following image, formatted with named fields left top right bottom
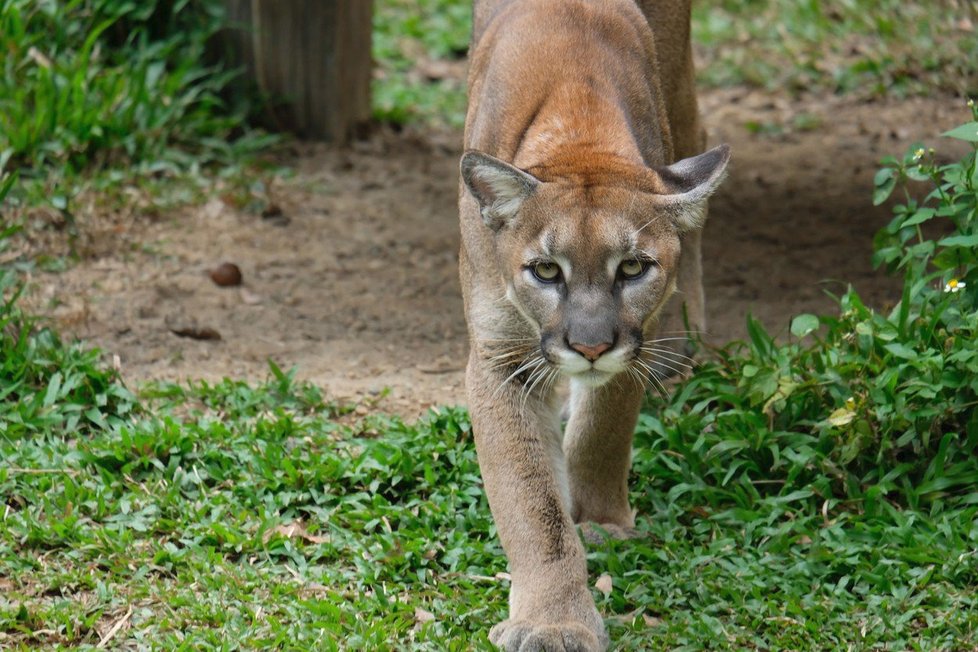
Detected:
left=461, top=145, right=729, bottom=387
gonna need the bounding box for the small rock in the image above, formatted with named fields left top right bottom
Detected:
left=239, top=288, right=262, bottom=305
left=210, top=262, right=243, bottom=287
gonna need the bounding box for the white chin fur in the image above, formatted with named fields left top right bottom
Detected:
left=567, top=369, right=615, bottom=388
left=556, top=353, right=625, bottom=388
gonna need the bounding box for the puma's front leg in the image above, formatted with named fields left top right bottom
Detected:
left=564, top=376, right=645, bottom=539
left=467, top=353, right=608, bottom=652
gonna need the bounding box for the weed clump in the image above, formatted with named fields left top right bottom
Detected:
left=0, top=0, right=272, bottom=209
left=637, top=102, right=978, bottom=516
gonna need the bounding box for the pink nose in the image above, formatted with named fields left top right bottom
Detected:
left=570, top=342, right=611, bottom=361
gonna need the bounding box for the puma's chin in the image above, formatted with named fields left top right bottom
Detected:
left=565, top=368, right=615, bottom=388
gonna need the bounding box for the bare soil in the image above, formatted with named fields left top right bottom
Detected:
left=21, top=89, right=968, bottom=417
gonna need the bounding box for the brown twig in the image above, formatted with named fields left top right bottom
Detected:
left=96, top=605, right=132, bottom=649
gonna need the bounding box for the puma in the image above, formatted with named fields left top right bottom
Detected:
left=458, top=0, right=729, bottom=649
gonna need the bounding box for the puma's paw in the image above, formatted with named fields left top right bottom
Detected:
left=580, top=522, right=639, bottom=545
left=489, top=619, right=609, bottom=652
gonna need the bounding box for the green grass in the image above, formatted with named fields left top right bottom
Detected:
left=693, top=0, right=978, bottom=97
left=0, top=362, right=500, bottom=649
left=3, top=119, right=978, bottom=648
left=1, top=372, right=976, bottom=649
left=373, top=0, right=471, bottom=127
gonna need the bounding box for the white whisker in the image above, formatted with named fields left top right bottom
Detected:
left=636, top=351, right=690, bottom=379
left=640, top=345, right=696, bottom=363
left=494, top=356, right=545, bottom=399
left=521, top=363, right=551, bottom=412
left=477, top=337, right=537, bottom=343
left=631, top=358, right=669, bottom=396
left=488, top=349, right=535, bottom=362
left=640, top=350, right=693, bottom=371
left=625, top=366, right=648, bottom=392
left=544, top=368, right=562, bottom=396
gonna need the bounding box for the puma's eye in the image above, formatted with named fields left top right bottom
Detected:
left=531, top=261, right=562, bottom=283
left=619, top=259, right=647, bottom=280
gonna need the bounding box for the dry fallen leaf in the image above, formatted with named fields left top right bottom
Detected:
left=827, top=407, right=855, bottom=427
left=170, top=326, right=222, bottom=341
left=262, top=520, right=329, bottom=545
left=261, top=203, right=285, bottom=219
left=595, top=573, right=613, bottom=597
left=414, top=607, right=436, bottom=624
left=201, top=198, right=225, bottom=220
left=643, top=613, right=664, bottom=627
left=27, top=46, right=52, bottom=69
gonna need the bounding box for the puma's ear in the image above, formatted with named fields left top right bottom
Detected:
left=650, top=144, right=731, bottom=232
left=461, top=150, right=540, bottom=231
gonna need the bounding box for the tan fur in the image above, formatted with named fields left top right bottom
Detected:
left=459, top=1, right=729, bottom=649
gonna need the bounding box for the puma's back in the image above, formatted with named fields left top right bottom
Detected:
left=465, top=0, right=671, bottom=168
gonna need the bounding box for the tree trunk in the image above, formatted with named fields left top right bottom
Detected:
left=223, top=0, right=372, bottom=143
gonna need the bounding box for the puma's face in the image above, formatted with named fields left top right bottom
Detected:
left=461, top=145, right=729, bottom=388
left=499, top=187, right=681, bottom=387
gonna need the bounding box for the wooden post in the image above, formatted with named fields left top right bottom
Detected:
left=223, top=0, right=373, bottom=143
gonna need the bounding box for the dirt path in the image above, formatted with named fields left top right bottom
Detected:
left=23, top=90, right=968, bottom=417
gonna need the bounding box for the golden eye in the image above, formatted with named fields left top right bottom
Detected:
left=619, top=259, right=646, bottom=279
left=532, top=261, right=561, bottom=283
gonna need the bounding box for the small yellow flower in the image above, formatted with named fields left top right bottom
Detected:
left=912, top=148, right=925, bottom=160
left=944, top=279, right=966, bottom=293
left=969, top=99, right=976, bottom=108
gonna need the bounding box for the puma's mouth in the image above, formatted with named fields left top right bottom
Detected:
left=556, top=353, right=623, bottom=387
left=543, top=341, right=632, bottom=387
left=567, top=368, right=615, bottom=387
left=558, top=346, right=665, bottom=389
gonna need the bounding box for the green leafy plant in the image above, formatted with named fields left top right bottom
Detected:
left=0, top=0, right=274, bottom=210
left=636, top=102, right=978, bottom=514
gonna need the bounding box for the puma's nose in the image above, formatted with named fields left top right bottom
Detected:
left=570, top=341, right=612, bottom=361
